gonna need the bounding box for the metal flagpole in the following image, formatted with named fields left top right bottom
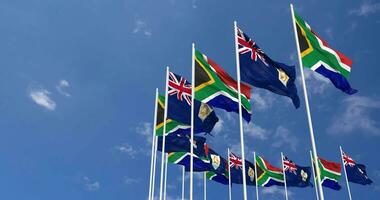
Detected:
left=163, top=153, right=168, bottom=200
left=148, top=89, right=159, bottom=200
left=204, top=172, right=207, bottom=200
left=233, top=20, right=248, bottom=200
left=281, top=152, right=289, bottom=200
left=190, top=43, right=195, bottom=200
left=253, top=152, right=259, bottom=200
left=159, top=67, right=170, bottom=200
left=340, top=146, right=353, bottom=200
left=228, top=148, right=232, bottom=200
left=290, top=4, right=325, bottom=200
left=310, top=151, right=320, bottom=200
left=182, top=166, right=185, bottom=200
left=151, top=136, right=159, bottom=200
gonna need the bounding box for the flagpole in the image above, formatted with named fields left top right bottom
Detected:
left=148, top=89, right=159, bottom=200
left=190, top=43, right=195, bottom=200
left=163, top=153, right=168, bottom=200
left=281, top=152, right=289, bottom=200
left=253, top=152, right=259, bottom=200
left=228, top=148, right=232, bottom=200
left=204, top=172, right=207, bottom=200
left=234, top=20, right=248, bottom=200
left=159, top=67, right=170, bottom=200
left=310, top=150, right=320, bottom=200
left=182, top=166, right=185, bottom=200
left=151, top=135, right=159, bottom=200
left=290, top=4, right=325, bottom=200
left=340, top=146, right=353, bottom=200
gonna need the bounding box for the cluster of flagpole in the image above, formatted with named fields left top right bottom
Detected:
left=145, top=4, right=364, bottom=200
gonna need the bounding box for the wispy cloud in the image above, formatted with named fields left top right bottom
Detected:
left=261, top=186, right=292, bottom=198
left=251, top=91, right=276, bottom=111
left=29, top=88, right=56, bottom=111
left=136, top=122, right=153, bottom=144
left=191, top=0, right=198, bottom=9
left=133, top=19, right=152, bottom=37
left=324, top=27, right=333, bottom=39
left=56, top=79, right=71, bottom=97
left=328, top=96, right=380, bottom=135
left=272, top=126, right=299, bottom=152
left=244, top=123, right=269, bottom=140
left=83, top=176, right=100, bottom=191
left=114, top=143, right=138, bottom=158
left=302, top=69, right=330, bottom=94
left=350, top=1, right=380, bottom=16
left=124, top=176, right=141, bottom=184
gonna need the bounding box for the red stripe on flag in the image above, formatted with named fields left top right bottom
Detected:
left=262, top=158, right=282, bottom=173
left=311, top=29, right=352, bottom=68
left=319, top=158, right=341, bottom=173
left=207, top=57, right=251, bottom=99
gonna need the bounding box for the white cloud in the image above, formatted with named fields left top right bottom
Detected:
left=83, top=176, right=100, bottom=191
left=212, top=119, right=224, bottom=135
left=191, top=0, right=197, bottom=8
left=251, top=92, right=275, bottom=111
left=124, top=177, right=141, bottom=184
left=133, top=19, right=152, bottom=37
left=325, top=27, right=333, bottom=39
left=244, top=123, right=269, bottom=140
left=328, top=96, right=380, bottom=135
left=136, top=122, right=153, bottom=144
left=272, top=126, right=298, bottom=152
left=261, top=186, right=292, bottom=198
left=115, top=143, right=138, bottom=158
left=56, top=79, right=71, bottom=97
left=350, top=1, right=380, bottom=16
left=29, top=88, right=56, bottom=111
left=302, top=69, right=330, bottom=94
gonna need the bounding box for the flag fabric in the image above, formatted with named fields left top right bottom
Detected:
left=167, top=143, right=229, bottom=178
left=255, top=155, right=284, bottom=187
left=229, top=152, right=256, bottom=185
left=156, top=94, right=190, bottom=136
left=156, top=134, right=206, bottom=155
left=342, top=150, right=373, bottom=185
left=166, top=71, right=219, bottom=134
left=283, top=155, right=312, bottom=187
left=206, top=171, right=229, bottom=185
left=194, top=49, right=252, bottom=122
left=293, top=11, right=357, bottom=95
left=318, top=157, right=342, bottom=190
left=237, top=26, right=300, bottom=108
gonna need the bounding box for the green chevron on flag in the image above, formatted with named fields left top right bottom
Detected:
left=155, top=94, right=190, bottom=136
left=318, top=157, right=342, bottom=190
left=255, top=155, right=284, bottom=187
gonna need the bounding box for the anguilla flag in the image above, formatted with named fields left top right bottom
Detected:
left=283, top=155, right=312, bottom=187
left=157, top=134, right=206, bottom=155
left=166, top=71, right=219, bottom=134
left=293, top=11, right=357, bottom=95
left=236, top=26, right=300, bottom=108
left=229, top=152, right=256, bottom=185
left=342, top=150, right=373, bottom=185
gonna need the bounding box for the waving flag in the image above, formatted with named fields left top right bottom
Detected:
left=157, top=134, right=206, bottom=155
left=255, top=155, right=284, bottom=187
left=318, top=157, right=342, bottom=190
left=342, top=150, right=373, bottom=185
left=166, top=71, right=219, bottom=134
left=156, top=94, right=190, bottom=136
left=229, top=152, right=256, bottom=185
left=283, top=155, right=312, bottom=187
left=194, top=49, right=252, bottom=122
left=206, top=171, right=229, bottom=185
left=237, top=26, right=300, bottom=108
left=293, top=11, right=357, bottom=94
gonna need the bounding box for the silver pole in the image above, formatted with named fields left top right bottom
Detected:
left=310, top=150, right=320, bottom=200
left=182, top=166, right=185, bottom=200
left=340, top=146, right=353, bottom=200
left=281, top=152, right=289, bottom=200
left=204, top=172, right=207, bottom=200
left=148, top=89, right=159, bottom=200
left=151, top=136, right=158, bottom=200
left=289, top=4, right=324, bottom=200
left=233, top=20, right=248, bottom=200
left=228, top=148, right=232, bottom=200
left=254, top=152, right=259, bottom=200
left=159, top=67, right=170, bottom=200
left=163, top=153, right=168, bottom=200
left=190, top=43, right=195, bottom=200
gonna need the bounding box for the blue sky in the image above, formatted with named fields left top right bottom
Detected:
left=0, top=0, right=380, bottom=199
